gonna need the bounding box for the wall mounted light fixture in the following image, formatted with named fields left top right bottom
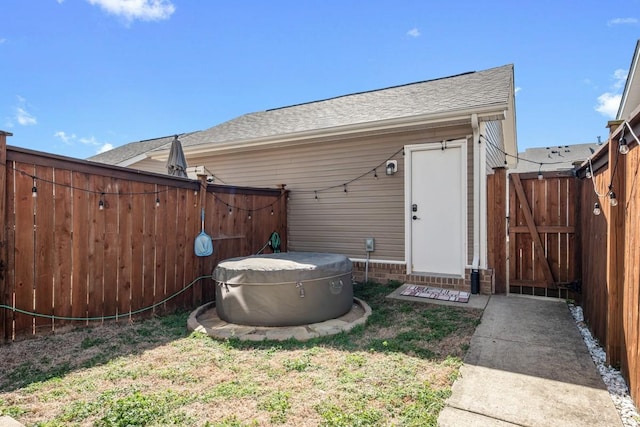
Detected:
left=386, top=160, right=397, bottom=176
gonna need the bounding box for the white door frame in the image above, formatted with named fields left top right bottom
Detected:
left=404, top=140, right=467, bottom=276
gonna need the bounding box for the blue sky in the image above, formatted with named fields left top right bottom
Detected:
left=1, top=0, right=639, bottom=159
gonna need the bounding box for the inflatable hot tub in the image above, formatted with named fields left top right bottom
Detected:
left=213, top=252, right=353, bottom=327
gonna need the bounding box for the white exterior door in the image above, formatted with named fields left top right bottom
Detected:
left=405, top=142, right=466, bottom=276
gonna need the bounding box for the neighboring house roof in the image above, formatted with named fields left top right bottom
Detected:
left=88, top=132, right=197, bottom=167
left=617, top=39, right=640, bottom=121
left=510, top=143, right=601, bottom=174
left=167, top=64, right=515, bottom=157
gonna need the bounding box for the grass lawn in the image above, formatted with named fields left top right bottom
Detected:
left=0, top=281, right=482, bottom=426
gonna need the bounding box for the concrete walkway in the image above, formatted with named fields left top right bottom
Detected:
left=438, top=295, right=623, bottom=427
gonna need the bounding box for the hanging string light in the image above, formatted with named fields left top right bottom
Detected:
left=593, top=202, right=601, bottom=216
left=31, top=177, right=37, bottom=198
left=98, top=193, right=105, bottom=210
left=608, top=186, right=618, bottom=207
left=537, top=164, right=543, bottom=180
left=619, top=129, right=629, bottom=155
left=373, top=169, right=378, bottom=180
left=156, top=197, right=160, bottom=207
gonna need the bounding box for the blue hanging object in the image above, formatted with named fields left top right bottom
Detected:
left=195, top=208, right=213, bottom=257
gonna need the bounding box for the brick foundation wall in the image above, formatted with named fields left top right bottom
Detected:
left=352, top=261, right=494, bottom=295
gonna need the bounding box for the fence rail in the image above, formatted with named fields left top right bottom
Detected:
left=0, top=141, right=287, bottom=342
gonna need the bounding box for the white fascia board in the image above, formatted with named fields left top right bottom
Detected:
left=617, top=40, right=640, bottom=120
left=117, top=153, right=149, bottom=167
left=161, top=104, right=509, bottom=158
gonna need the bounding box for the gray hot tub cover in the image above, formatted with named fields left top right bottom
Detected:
left=213, top=252, right=352, bottom=285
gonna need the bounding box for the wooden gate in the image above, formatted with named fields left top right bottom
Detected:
left=508, top=172, right=581, bottom=298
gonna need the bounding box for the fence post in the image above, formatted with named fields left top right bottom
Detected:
left=0, top=131, right=11, bottom=342
left=487, top=168, right=507, bottom=293
left=196, top=174, right=209, bottom=305
left=606, top=120, right=625, bottom=367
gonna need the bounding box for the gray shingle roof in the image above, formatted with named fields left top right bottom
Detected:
left=92, top=64, right=514, bottom=164
left=511, top=143, right=601, bottom=174
left=179, top=64, right=514, bottom=149
left=88, top=132, right=196, bottom=165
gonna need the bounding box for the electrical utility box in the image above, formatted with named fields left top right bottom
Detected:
left=365, top=238, right=375, bottom=252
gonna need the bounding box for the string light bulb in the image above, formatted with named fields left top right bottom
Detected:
left=32, top=178, right=37, bottom=198
left=155, top=197, right=160, bottom=207
left=270, top=208, right=274, bottom=215
left=609, top=190, right=618, bottom=207
left=619, top=131, right=629, bottom=155
left=585, top=169, right=592, bottom=179
left=98, top=193, right=105, bottom=211
left=343, top=184, right=348, bottom=193
left=228, top=206, right=232, bottom=215
left=373, top=169, right=378, bottom=180
left=248, top=211, right=252, bottom=220
left=593, top=202, right=601, bottom=216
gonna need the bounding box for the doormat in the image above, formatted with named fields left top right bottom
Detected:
left=400, top=285, right=470, bottom=303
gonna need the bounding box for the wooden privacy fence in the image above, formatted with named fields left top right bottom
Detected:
left=0, top=137, right=287, bottom=342
left=579, top=118, right=640, bottom=404
left=507, top=171, right=580, bottom=298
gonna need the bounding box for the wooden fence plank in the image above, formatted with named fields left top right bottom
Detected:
left=87, top=175, right=106, bottom=326
left=154, top=186, right=168, bottom=314
left=53, top=169, right=73, bottom=328
left=5, top=162, right=16, bottom=340
left=174, top=189, right=188, bottom=309
left=34, top=165, right=54, bottom=333
left=130, top=181, right=145, bottom=319
left=71, top=172, right=90, bottom=324
left=14, top=163, right=35, bottom=336
left=163, top=188, right=177, bottom=312
left=141, top=183, right=156, bottom=315
left=117, top=181, right=132, bottom=321
left=102, top=178, right=119, bottom=321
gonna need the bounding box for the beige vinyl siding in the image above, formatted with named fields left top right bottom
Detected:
left=167, top=124, right=471, bottom=261
left=483, top=121, right=507, bottom=170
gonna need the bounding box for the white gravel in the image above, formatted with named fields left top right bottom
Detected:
left=569, top=303, right=640, bottom=427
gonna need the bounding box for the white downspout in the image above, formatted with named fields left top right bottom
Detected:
left=471, top=114, right=481, bottom=271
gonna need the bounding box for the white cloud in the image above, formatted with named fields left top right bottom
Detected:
left=54, top=131, right=77, bottom=144
left=612, top=68, right=628, bottom=90
left=16, top=107, right=37, bottom=126
left=515, top=86, right=522, bottom=95
left=406, top=28, right=420, bottom=38
left=593, top=69, right=628, bottom=118
left=97, top=143, right=114, bottom=154
left=86, top=0, right=175, bottom=22
left=607, top=17, right=638, bottom=26
left=79, top=136, right=100, bottom=146
left=55, top=131, right=113, bottom=153
left=595, top=92, right=622, bottom=118
left=56, top=0, right=65, bottom=4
